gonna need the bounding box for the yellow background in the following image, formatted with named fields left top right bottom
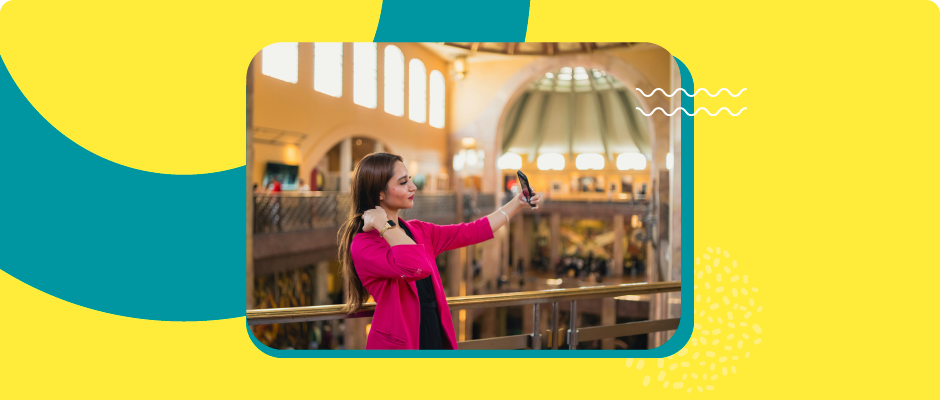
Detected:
left=1, top=0, right=938, bottom=397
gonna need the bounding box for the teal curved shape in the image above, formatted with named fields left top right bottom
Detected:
left=0, top=55, right=243, bottom=321
left=374, top=0, right=529, bottom=41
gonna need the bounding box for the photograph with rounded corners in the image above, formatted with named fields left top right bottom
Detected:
left=246, top=42, right=686, bottom=353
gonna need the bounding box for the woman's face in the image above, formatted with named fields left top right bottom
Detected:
left=380, top=161, right=416, bottom=210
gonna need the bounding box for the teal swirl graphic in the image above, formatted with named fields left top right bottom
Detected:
left=0, top=55, right=243, bottom=321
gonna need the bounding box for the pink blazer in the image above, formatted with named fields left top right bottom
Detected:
left=350, top=216, right=494, bottom=349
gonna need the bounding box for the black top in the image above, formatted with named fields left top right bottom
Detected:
left=398, top=219, right=448, bottom=349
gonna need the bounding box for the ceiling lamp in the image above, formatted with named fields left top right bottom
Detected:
left=537, top=153, right=565, bottom=171
left=460, top=137, right=476, bottom=148
left=466, top=149, right=479, bottom=166
left=617, top=153, right=647, bottom=170
left=453, top=55, right=468, bottom=80
left=575, top=153, right=605, bottom=170
left=498, top=153, right=522, bottom=170
left=453, top=151, right=466, bottom=171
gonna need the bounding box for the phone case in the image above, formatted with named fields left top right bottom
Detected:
left=516, top=170, right=535, bottom=207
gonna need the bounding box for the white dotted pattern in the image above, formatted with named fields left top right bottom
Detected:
left=628, top=247, right=763, bottom=393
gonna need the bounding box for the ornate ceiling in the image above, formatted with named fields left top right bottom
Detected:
left=501, top=67, right=651, bottom=162
left=443, top=42, right=639, bottom=56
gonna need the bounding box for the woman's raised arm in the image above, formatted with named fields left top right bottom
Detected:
left=487, top=192, right=542, bottom=232
left=414, top=217, right=495, bottom=257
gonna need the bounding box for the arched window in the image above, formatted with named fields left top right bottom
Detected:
left=616, top=153, right=647, bottom=170
left=497, top=153, right=522, bottom=170
left=408, top=59, right=427, bottom=123
left=314, top=42, right=343, bottom=97
left=353, top=42, right=377, bottom=108
left=537, top=153, right=566, bottom=171
left=384, top=45, right=405, bottom=116
left=261, top=42, right=298, bottom=84
left=429, top=70, right=445, bottom=128
left=575, top=153, right=605, bottom=170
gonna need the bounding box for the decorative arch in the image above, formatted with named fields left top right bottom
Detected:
left=451, top=52, right=672, bottom=195
left=298, top=122, right=402, bottom=187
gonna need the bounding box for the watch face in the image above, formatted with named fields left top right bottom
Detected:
left=387, top=220, right=396, bottom=227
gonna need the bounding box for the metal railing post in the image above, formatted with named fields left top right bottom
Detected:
left=531, top=303, right=541, bottom=350
left=568, top=300, right=579, bottom=350
left=551, top=302, right=559, bottom=350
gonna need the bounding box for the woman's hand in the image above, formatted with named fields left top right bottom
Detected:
left=518, top=190, right=542, bottom=210
left=361, top=206, right=389, bottom=232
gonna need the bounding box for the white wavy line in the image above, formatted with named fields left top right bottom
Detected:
left=636, top=107, right=747, bottom=116
left=635, top=88, right=747, bottom=98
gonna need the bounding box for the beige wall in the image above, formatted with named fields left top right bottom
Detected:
left=252, top=142, right=300, bottom=187
left=451, top=56, right=538, bottom=134
left=251, top=43, right=452, bottom=190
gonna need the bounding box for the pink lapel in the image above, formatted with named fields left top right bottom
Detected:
left=402, top=218, right=458, bottom=349
left=397, top=218, right=421, bottom=301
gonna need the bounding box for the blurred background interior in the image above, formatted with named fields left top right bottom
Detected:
left=246, top=42, right=683, bottom=350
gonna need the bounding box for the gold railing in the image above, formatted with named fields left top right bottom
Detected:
left=247, top=281, right=681, bottom=350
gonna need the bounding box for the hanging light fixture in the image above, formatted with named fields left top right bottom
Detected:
left=453, top=55, right=468, bottom=80
left=466, top=149, right=478, bottom=166
left=461, top=137, right=476, bottom=148
left=453, top=150, right=466, bottom=171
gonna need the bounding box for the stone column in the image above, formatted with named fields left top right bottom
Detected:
left=342, top=283, right=368, bottom=350
left=246, top=57, right=255, bottom=311
left=611, top=214, right=625, bottom=278
left=480, top=235, right=500, bottom=338
left=340, top=137, right=352, bottom=193
left=646, top=74, right=671, bottom=349
left=341, top=134, right=365, bottom=347
left=549, top=213, right=561, bottom=269
left=448, top=248, right=462, bottom=335
left=512, top=214, right=524, bottom=281
left=314, top=261, right=330, bottom=306
left=465, top=244, right=474, bottom=340
left=500, top=211, right=510, bottom=280
left=522, top=216, right=533, bottom=271
left=647, top=240, right=660, bottom=348
left=667, top=58, right=683, bottom=336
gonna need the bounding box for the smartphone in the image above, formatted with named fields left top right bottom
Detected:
left=516, top=170, right=536, bottom=208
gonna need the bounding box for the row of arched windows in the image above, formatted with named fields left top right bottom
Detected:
left=261, top=43, right=445, bottom=129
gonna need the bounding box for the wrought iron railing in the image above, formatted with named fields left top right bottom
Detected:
left=247, top=281, right=681, bottom=350
left=254, top=192, right=462, bottom=234
left=254, top=192, right=651, bottom=234
left=254, top=193, right=350, bottom=234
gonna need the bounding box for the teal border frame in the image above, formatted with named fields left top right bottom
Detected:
left=248, top=57, right=694, bottom=359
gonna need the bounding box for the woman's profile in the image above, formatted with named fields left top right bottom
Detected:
left=336, top=152, right=541, bottom=349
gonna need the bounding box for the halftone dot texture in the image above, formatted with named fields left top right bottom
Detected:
left=626, top=247, right=762, bottom=393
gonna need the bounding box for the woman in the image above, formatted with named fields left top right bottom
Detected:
left=337, top=152, right=541, bottom=349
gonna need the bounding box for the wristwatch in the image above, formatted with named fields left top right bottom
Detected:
left=379, top=219, right=397, bottom=238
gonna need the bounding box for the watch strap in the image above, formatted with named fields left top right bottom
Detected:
left=379, top=222, right=395, bottom=238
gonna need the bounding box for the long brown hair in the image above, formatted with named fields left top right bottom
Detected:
left=337, top=152, right=403, bottom=313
